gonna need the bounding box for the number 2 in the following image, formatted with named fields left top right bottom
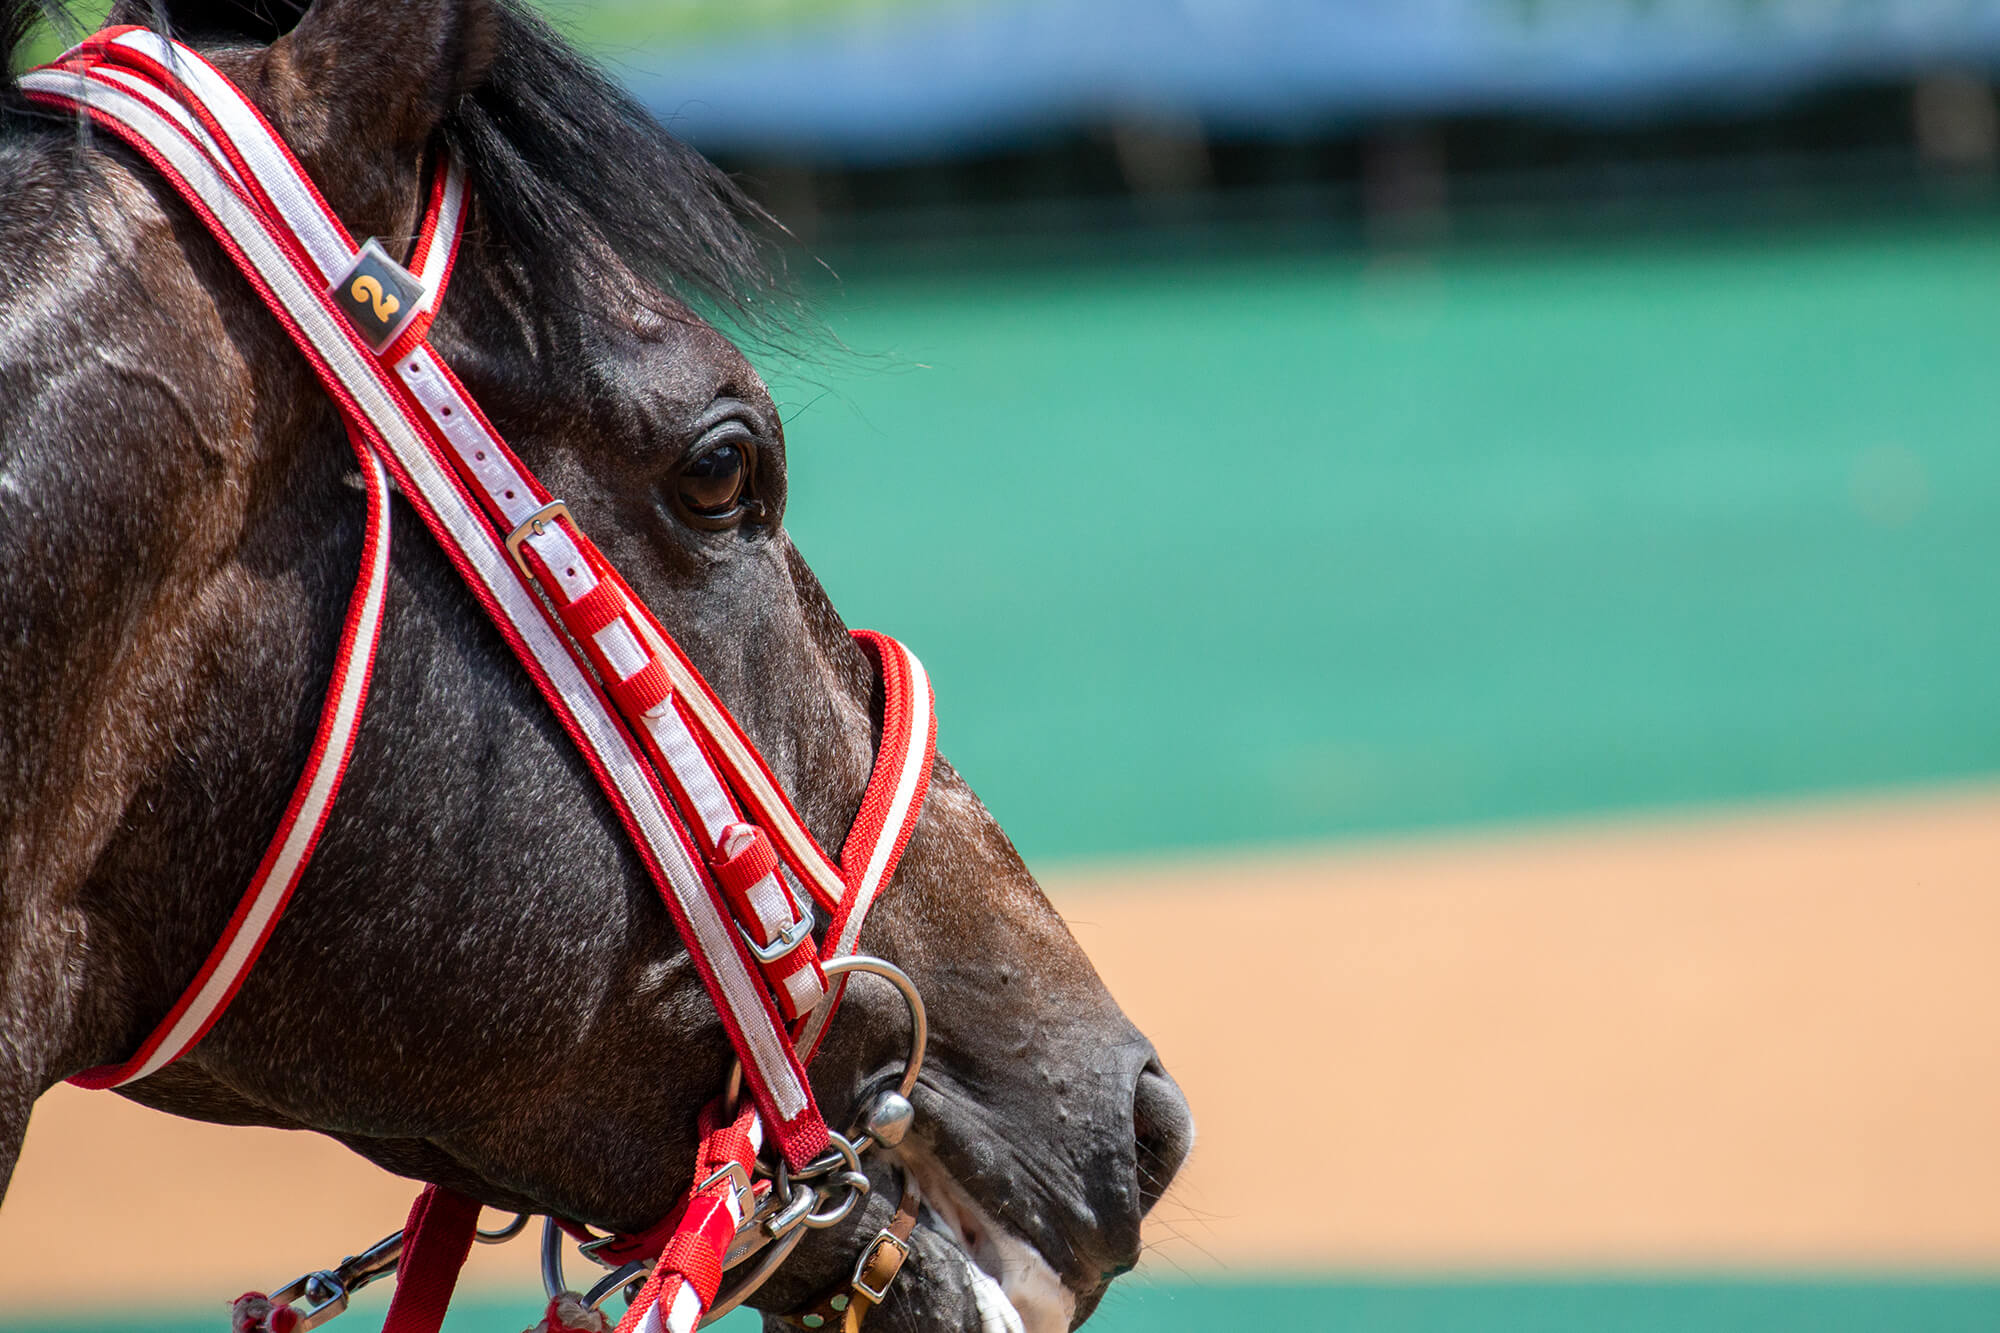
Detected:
left=349, top=274, right=400, bottom=323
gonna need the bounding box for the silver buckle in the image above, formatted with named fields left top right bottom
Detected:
left=736, top=871, right=816, bottom=964
left=699, top=1159, right=758, bottom=1224
left=503, top=500, right=572, bottom=579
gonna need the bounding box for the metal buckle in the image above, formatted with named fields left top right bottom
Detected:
left=850, top=1228, right=910, bottom=1305
left=699, top=1159, right=758, bottom=1224
left=736, top=872, right=815, bottom=964
left=503, top=500, right=572, bottom=579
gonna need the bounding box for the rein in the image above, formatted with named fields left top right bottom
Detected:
left=23, top=30, right=939, bottom=1333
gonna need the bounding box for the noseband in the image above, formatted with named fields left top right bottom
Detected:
left=24, top=30, right=942, bottom=1333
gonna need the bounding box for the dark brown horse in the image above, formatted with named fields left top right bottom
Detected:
left=0, top=0, right=1193, bottom=1326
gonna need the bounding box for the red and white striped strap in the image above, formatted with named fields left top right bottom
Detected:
left=23, top=31, right=827, bottom=1160
left=27, top=30, right=939, bottom=1175
left=795, top=631, right=936, bottom=1059
left=604, top=633, right=934, bottom=1332
left=67, top=435, right=394, bottom=1089
left=610, top=1103, right=764, bottom=1333
left=28, top=37, right=941, bottom=1326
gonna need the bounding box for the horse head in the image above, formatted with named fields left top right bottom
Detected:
left=0, top=0, right=1194, bottom=1326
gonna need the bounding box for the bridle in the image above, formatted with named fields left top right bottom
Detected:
left=23, top=28, right=943, bottom=1333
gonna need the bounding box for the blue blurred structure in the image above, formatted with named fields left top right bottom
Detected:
left=615, top=0, right=2000, bottom=165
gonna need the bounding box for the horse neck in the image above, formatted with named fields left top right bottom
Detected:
left=21, top=395, right=361, bottom=1082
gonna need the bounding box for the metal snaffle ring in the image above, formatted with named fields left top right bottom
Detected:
left=476, top=1212, right=531, bottom=1245
left=540, top=1217, right=569, bottom=1303
left=583, top=1260, right=651, bottom=1311
left=721, top=954, right=928, bottom=1137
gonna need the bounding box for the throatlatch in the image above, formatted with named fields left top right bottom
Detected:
left=25, top=29, right=939, bottom=1333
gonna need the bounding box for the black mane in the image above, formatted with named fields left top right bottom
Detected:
left=2, top=0, right=794, bottom=334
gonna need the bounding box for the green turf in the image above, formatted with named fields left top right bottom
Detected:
left=10, top=1276, right=2000, bottom=1332
left=765, top=221, right=2000, bottom=862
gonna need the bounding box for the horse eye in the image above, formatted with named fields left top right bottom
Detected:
left=676, top=441, right=749, bottom=519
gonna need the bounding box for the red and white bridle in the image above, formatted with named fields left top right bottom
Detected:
left=24, top=28, right=939, bottom=1333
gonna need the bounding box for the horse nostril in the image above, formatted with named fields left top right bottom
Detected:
left=1132, top=1056, right=1194, bottom=1215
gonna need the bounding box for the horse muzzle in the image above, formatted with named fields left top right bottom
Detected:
left=872, top=1049, right=1195, bottom=1332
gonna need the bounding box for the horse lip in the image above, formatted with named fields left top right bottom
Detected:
left=895, top=1142, right=1079, bottom=1333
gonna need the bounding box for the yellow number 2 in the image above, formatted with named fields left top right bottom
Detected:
left=349, top=274, right=401, bottom=323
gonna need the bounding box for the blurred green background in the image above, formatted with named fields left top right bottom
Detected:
left=777, top=221, right=2000, bottom=863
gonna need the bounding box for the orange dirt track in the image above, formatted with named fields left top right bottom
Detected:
left=5, top=785, right=2000, bottom=1312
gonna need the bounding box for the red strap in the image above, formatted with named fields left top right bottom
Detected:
left=711, top=824, right=780, bottom=896
left=557, top=574, right=628, bottom=638
left=380, top=1186, right=482, bottom=1333
left=654, top=1200, right=728, bottom=1305
left=793, top=631, right=937, bottom=1061
left=582, top=1201, right=688, bottom=1271
left=839, top=632, right=936, bottom=896
left=604, top=1102, right=760, bottom=1333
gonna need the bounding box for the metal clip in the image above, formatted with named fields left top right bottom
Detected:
left=761, top=1180, right=817, bottom=1240
left=268, top=1231, right=403, bottom=1330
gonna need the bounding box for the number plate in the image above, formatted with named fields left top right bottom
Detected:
left=329, top=239, right=426, bottom=352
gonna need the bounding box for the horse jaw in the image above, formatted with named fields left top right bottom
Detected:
left=895, top=1141, right=1077, bottom=1333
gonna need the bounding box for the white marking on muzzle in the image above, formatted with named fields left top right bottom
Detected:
left=967, top=1264, right=1026, bottom=1333
left=897, top=1143, right=1076, bottom=1333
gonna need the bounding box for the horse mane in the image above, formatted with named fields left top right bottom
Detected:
left=443, top=0, right=797, bottom=332
left=1, top=0, right=797, bottom=335
left=0, top=0, right=57, bottom=107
